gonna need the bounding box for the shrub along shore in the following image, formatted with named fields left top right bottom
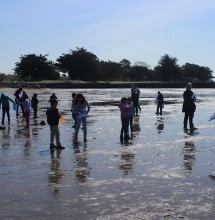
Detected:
left=0, top=81, right=215, bottom=89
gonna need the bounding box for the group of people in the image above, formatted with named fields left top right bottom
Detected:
left=14, top=88, right=39, bottom=128
left=118, top=84, right=142, bottom=141
left=46, top=92, right=90, bottom=151
left=0, top=88, right=38, bottom=128
left=0, top=82, right=197, bottom=150
left=118, top=83, right=197, bottom=141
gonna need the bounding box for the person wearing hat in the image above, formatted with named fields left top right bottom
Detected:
left=0, top=93, right=15, bottom=125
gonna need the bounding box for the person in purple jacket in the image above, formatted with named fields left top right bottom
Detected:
left=118, top=97, right=131, bottom=140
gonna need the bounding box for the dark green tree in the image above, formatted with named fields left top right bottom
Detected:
left=118, top=59, right=131, bottom=79
left=129, top=65, right=149, bottom=80
left=98, top=60, right=123, bottom=81
left=0, top=73, right=6, bottom=81
left=182, top=63, right=213, bottom=81
left=56, top=47, right=99, bottom=80
left=14, top=54, right=60, bottom=80
left=154, top=54, right=182, bottom=81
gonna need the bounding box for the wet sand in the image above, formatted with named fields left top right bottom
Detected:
left=1, top=88, right=215, bottom=219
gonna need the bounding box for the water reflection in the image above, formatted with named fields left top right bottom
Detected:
left=155, top=116, right=164, bottom=134
left=183, top=141, right=196, bottom=173
left=133, top=116, right=141, bottom=133
left=24, top=129, right=31, bottom=158
left=1, top=125, right=11, bottom=148
left=73, top=142, right=90, bottom=183
left=48, top=151, right=64, bottom=195
left=2, top=125, right=11, bottom=138
left=119, top=146, right=135, bottom=176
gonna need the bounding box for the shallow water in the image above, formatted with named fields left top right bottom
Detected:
left=1, top=88, right=215, bottom=219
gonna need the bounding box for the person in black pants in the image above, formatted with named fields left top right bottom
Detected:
left=131, top=84, right=141, bottom=116
left=155, top=91, right=164, bottom=115
left=182, top=83, right=197, bottom=131
left=71, top=93, right=77, bottom=128
left=14, top=88, right=24, bottom=117
left=31, top=93, right=39, bottom=118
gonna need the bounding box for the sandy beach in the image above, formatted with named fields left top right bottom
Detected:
left=1, top=88, right=215, bottom=219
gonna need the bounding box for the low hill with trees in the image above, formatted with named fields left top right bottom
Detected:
left=1, top=48, right=213, bottom=82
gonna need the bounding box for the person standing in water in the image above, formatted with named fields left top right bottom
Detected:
left=127, top=97, right=135, bottom=136
left=0, top=93, right=15, bottom=125
left=71, top=93, right=77, bottom=128
left=49, top=93, right=57, bottom=102
left=155, top=91, right=164, bottom=115
left=131, top=84, right=141, bottom=116
left=73, top=94, right=90, bottom=142
left=182, top=83, right=197, bottom=131
left=22, top=93, right=31, bottom=128
left=119, top=97, right=131, bottom=140
left=14, top=88, right=24, bottom=116
left=46, top=99, right=65, bottom=150
left=31, top=93, right=39, bottom=119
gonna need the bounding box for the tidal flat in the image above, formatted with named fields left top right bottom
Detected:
left=1, top=88, right=215, bottom=220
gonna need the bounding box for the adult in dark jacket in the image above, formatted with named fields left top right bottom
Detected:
left=131, top=84, right=141, bottom=116
left=182, top=83, right=197, bottom=131
left=31, top=94, right=39, bottom=118
left=155, top=91, right=164, bottom=115
left=14, top=88, right=24, bottom=116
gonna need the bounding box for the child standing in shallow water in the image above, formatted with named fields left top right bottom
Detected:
left=46, top=99, right=65, bottom=150
left=71, top=93, right=77, bottom=128
left=127, top=97, right=135, bottom=135
left=73, top=94, right=90, bottom=142
left=118, top=97, right=131, bottom=140
left=22, top=93, right=31, bottom=128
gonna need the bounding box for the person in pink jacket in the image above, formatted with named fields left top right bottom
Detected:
left=118, top=97, right=131, bottom=140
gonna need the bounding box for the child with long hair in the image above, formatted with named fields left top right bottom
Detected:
left=73, top=93, right=90, bottom=142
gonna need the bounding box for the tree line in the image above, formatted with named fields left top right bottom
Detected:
left=1, top=47, right=213, bottom=82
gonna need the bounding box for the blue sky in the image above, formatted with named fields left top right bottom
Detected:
left=0, top=0, right=215, bottom=75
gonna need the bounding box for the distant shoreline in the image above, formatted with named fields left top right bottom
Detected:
left=0, top=81, right=215, bottom=89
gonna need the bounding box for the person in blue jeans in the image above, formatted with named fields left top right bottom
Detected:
left=73, top=94, right=90, bottom=142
